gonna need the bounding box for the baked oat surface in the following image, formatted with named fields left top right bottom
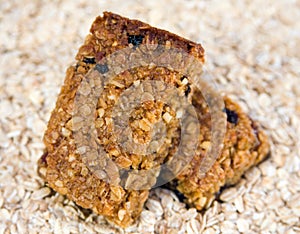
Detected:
left=38, top=12, right=208, bottom=227
left=2, top=1, right=299, bottom=233
left=167, top=96, right=270, bottom=210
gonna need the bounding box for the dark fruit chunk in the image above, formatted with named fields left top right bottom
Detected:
left=83, top=57, right=96, bottom=64
left=224, top=108, right=239, bottom=124
left=128, top=34, right=144, bottom=47
left=95, top=63, right=109, bottom=74
left=185, top=85, right=191, bottom=96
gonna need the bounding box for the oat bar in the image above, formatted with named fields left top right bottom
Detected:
left=38, top=12, right=205, bottom=227
left=165, top=95, right=270, bottom=210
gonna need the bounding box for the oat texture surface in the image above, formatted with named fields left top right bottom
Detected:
left=0, top=1, right=300, bottom=233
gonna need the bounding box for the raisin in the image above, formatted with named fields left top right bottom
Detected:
left=95, top=64, right=109, bottom=74
left=128, top=34, right=144, bottom=47
left=185, top=85, right=191, bottom=96
left=187, top=43, right=193, bottom=52
left=83, top=57, right=96, bottom=64
left=223, top=108, right=239, bottom=124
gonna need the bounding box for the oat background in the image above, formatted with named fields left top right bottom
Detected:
left=0, top=0, right=300, bottom=233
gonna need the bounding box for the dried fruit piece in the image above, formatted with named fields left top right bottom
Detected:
left=95, top=63, right=109, bottom=74
left=224, top=107, right=239, bottom=124
left=128, top=34, right=144, bottom=48
left=83, top=57, right=96, bottom=64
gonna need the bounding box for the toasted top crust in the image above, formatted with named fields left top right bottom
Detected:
left=76, top=12, right=205, bottom=64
